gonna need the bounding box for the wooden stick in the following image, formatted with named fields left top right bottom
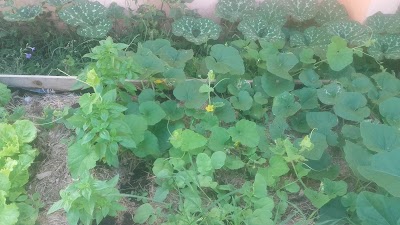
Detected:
left=0, top=75, right=332, bottom=92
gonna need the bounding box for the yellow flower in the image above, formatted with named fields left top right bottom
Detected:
left=154, top=79, right=165, bottom=84
left=205, top=104, right=215, bottom=112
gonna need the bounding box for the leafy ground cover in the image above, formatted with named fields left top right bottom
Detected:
left=1, top=0, right=400, bottom=225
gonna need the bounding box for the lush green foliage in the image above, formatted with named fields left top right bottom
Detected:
left=2, top=0, right=400, bottom=224
left=0, top=83, right=41, bottom=225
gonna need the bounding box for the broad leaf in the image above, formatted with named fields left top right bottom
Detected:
left=230, top=91, right=253, bottom=111
left=238, top=17, right=285, bottom=43
left=170, top=129, right=207, bottom=152
left=360, top=122, right=400, bottom=152
left=133, top=203, right=154, bottom=224
left=379, top=97, right=400, bottom=127
left=266, top=52, right=299, bottom=80
left=68, top=142, right=99, bottom=178
left=299, top=69, right=322, bottom=88
left=284, top=0, right=318, bottom=22
left=293, top=87, right=319, bottom=109
left=261, top=74, right=295, bottom=97
left=343, top=141, right=372, bottom=180
left=0, top=82, right=11, bottom=106
left=139, top=101, right=166, bottom=126
left=317, top=83, right=344, bottom=105
left=358, top=150, right=400, bottom=197
left=272, top=92, right=301, bottom=118
left=326, top=36, right=353, bottom=71
left=172, top=17, right=221, bottom=45
left=196, top=153, right=213, bottom=174
left=365, top=12, right=400, bottom=34
left=205, top=44, right=245, bottom=75
left=326, top=21, right=370, bottom=46
left=315, top=0, right=348, bottom=25
left=228, top=119, right=260, bottom=148
left=269, top=116, right=289, bottom=140
left=173, top=80, right=208, bottom=109
left=333, top=92, right=370, bottom=122
left=216, top=0, right=256, bottom=22
left=356, top=192, right=400, bottom=225
left=368, top=34, right=400, bottom=60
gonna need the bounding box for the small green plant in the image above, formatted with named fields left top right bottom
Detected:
left=48, top=175, right=125, bottom=225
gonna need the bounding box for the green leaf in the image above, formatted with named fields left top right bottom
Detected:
left=133, top=203, right=154, bottom=224
left=299, top=69, right=322, bottom=88
left=0, top=82, right=11, bottom=106
left=269, top=116, right=289, bottom=140
left=13, top=120, right=37, bottom=144
left=333, top=92, right=370, bottom=122
left=170, top=129, right=207, bottom=152
left=326, top=21, right=370, bottom=46
left=216, top=0, right=256, bottom=22
left=205, top=44, right=245, bottom=75
left=134, top=45, right=166, bottom=78
left=160, top=100, right=184, bottom=121
left=368, top=34, right=400, bottom=60
left=133, top=131, right=159, bottom=158
left=284, top=0, right=318, bottom=22
left=365, top=12, right=400, bottom=34
left=326, top=36, right=354, bottom=71
left=58, top=2, right=112, bottom=38
left=139, top=101, right=166, bottom=126
left=196, top=153, right=213, bottom=174
left=304, top=188, right=330, bottom=209
left=123, top=114, right=148, bottom=146
left=213, top=97, right=236, bottom=123
left=272, top=92, right=301, bottom=118
left=257, top=1, right=287, bottom=26
left=306, top=112, right=338, bottom=130
left=138, top=89, right=155, bottom=103
left=211, top=151, right=226, bottom=169
left=208, top=126, right=230, bottom=151
left=317, top=83, right=344, bottom=105
left=253, top=172, right=267, bottom=198
left=299, top=48, right=316, bottom=64
left=172, top=17, right=221, bottom=45
left=266, top=155, right=290, bottom=186
left=302, top=132, right=328, bottom=160
left=266, top=52, right=299, bottom=80
left=0, top=195, right=19, bottom=225
left=379, top=97, right=400, bottom=127
left=230, top=91, right=253, bottom=111
left=322, top=178, right=347, bottom=198
left=261, top=73, right=295, bottom=97
left=359, top=150, right=400, bottom=197
left=68, top=142, right=99, bottom=178
left=350, top=74, right=375, bottom=93
left=159, top=47, right=194, bottom=69
left=3, top=5, right=42, bottom=22
left=173, top=80, right=208, bottom=109
left=293, top=87, right=319, bottom=110
left=343, top=141, right=372, bottom=180
left=237, top=17, right=285, bottom=43
left=356, top=192, right=400, bottom=225
left=290, top=27, right=331, bottom=58
left=228, top=119, right=260, bottom=148
left=341, top=125, right=361, bottom=140
left=141, top=39, right=171, bottom=55
left=315, top=0, right=348, bottom=25
left=360, top=122, right=400, bottom=152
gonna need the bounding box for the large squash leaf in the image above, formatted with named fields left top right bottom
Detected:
left=315, top=0, right=348, bottom=25
left=358, top=150, right=400, bottom=197
left=333, top=92, right=370, bottom=122
left=356, top=192, right=400, bottom=225
left=284, top=0, right=318, bottom=22
left=360, top=122, right=400, bottom=153
left=216, top=0, right=256, bottom=22
left=368, top=34, right=400, bottom=60
left=205, top=44, right=245, bottom=75
left=379, top=97, right=400, bottom=127
left=272, top=92, right=301, bottom=118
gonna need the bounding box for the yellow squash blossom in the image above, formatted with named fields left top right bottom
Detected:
left=205, top=104, right=215, bottom=112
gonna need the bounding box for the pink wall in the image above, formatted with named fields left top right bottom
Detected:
left=4, top=0, right=400, bottom=23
